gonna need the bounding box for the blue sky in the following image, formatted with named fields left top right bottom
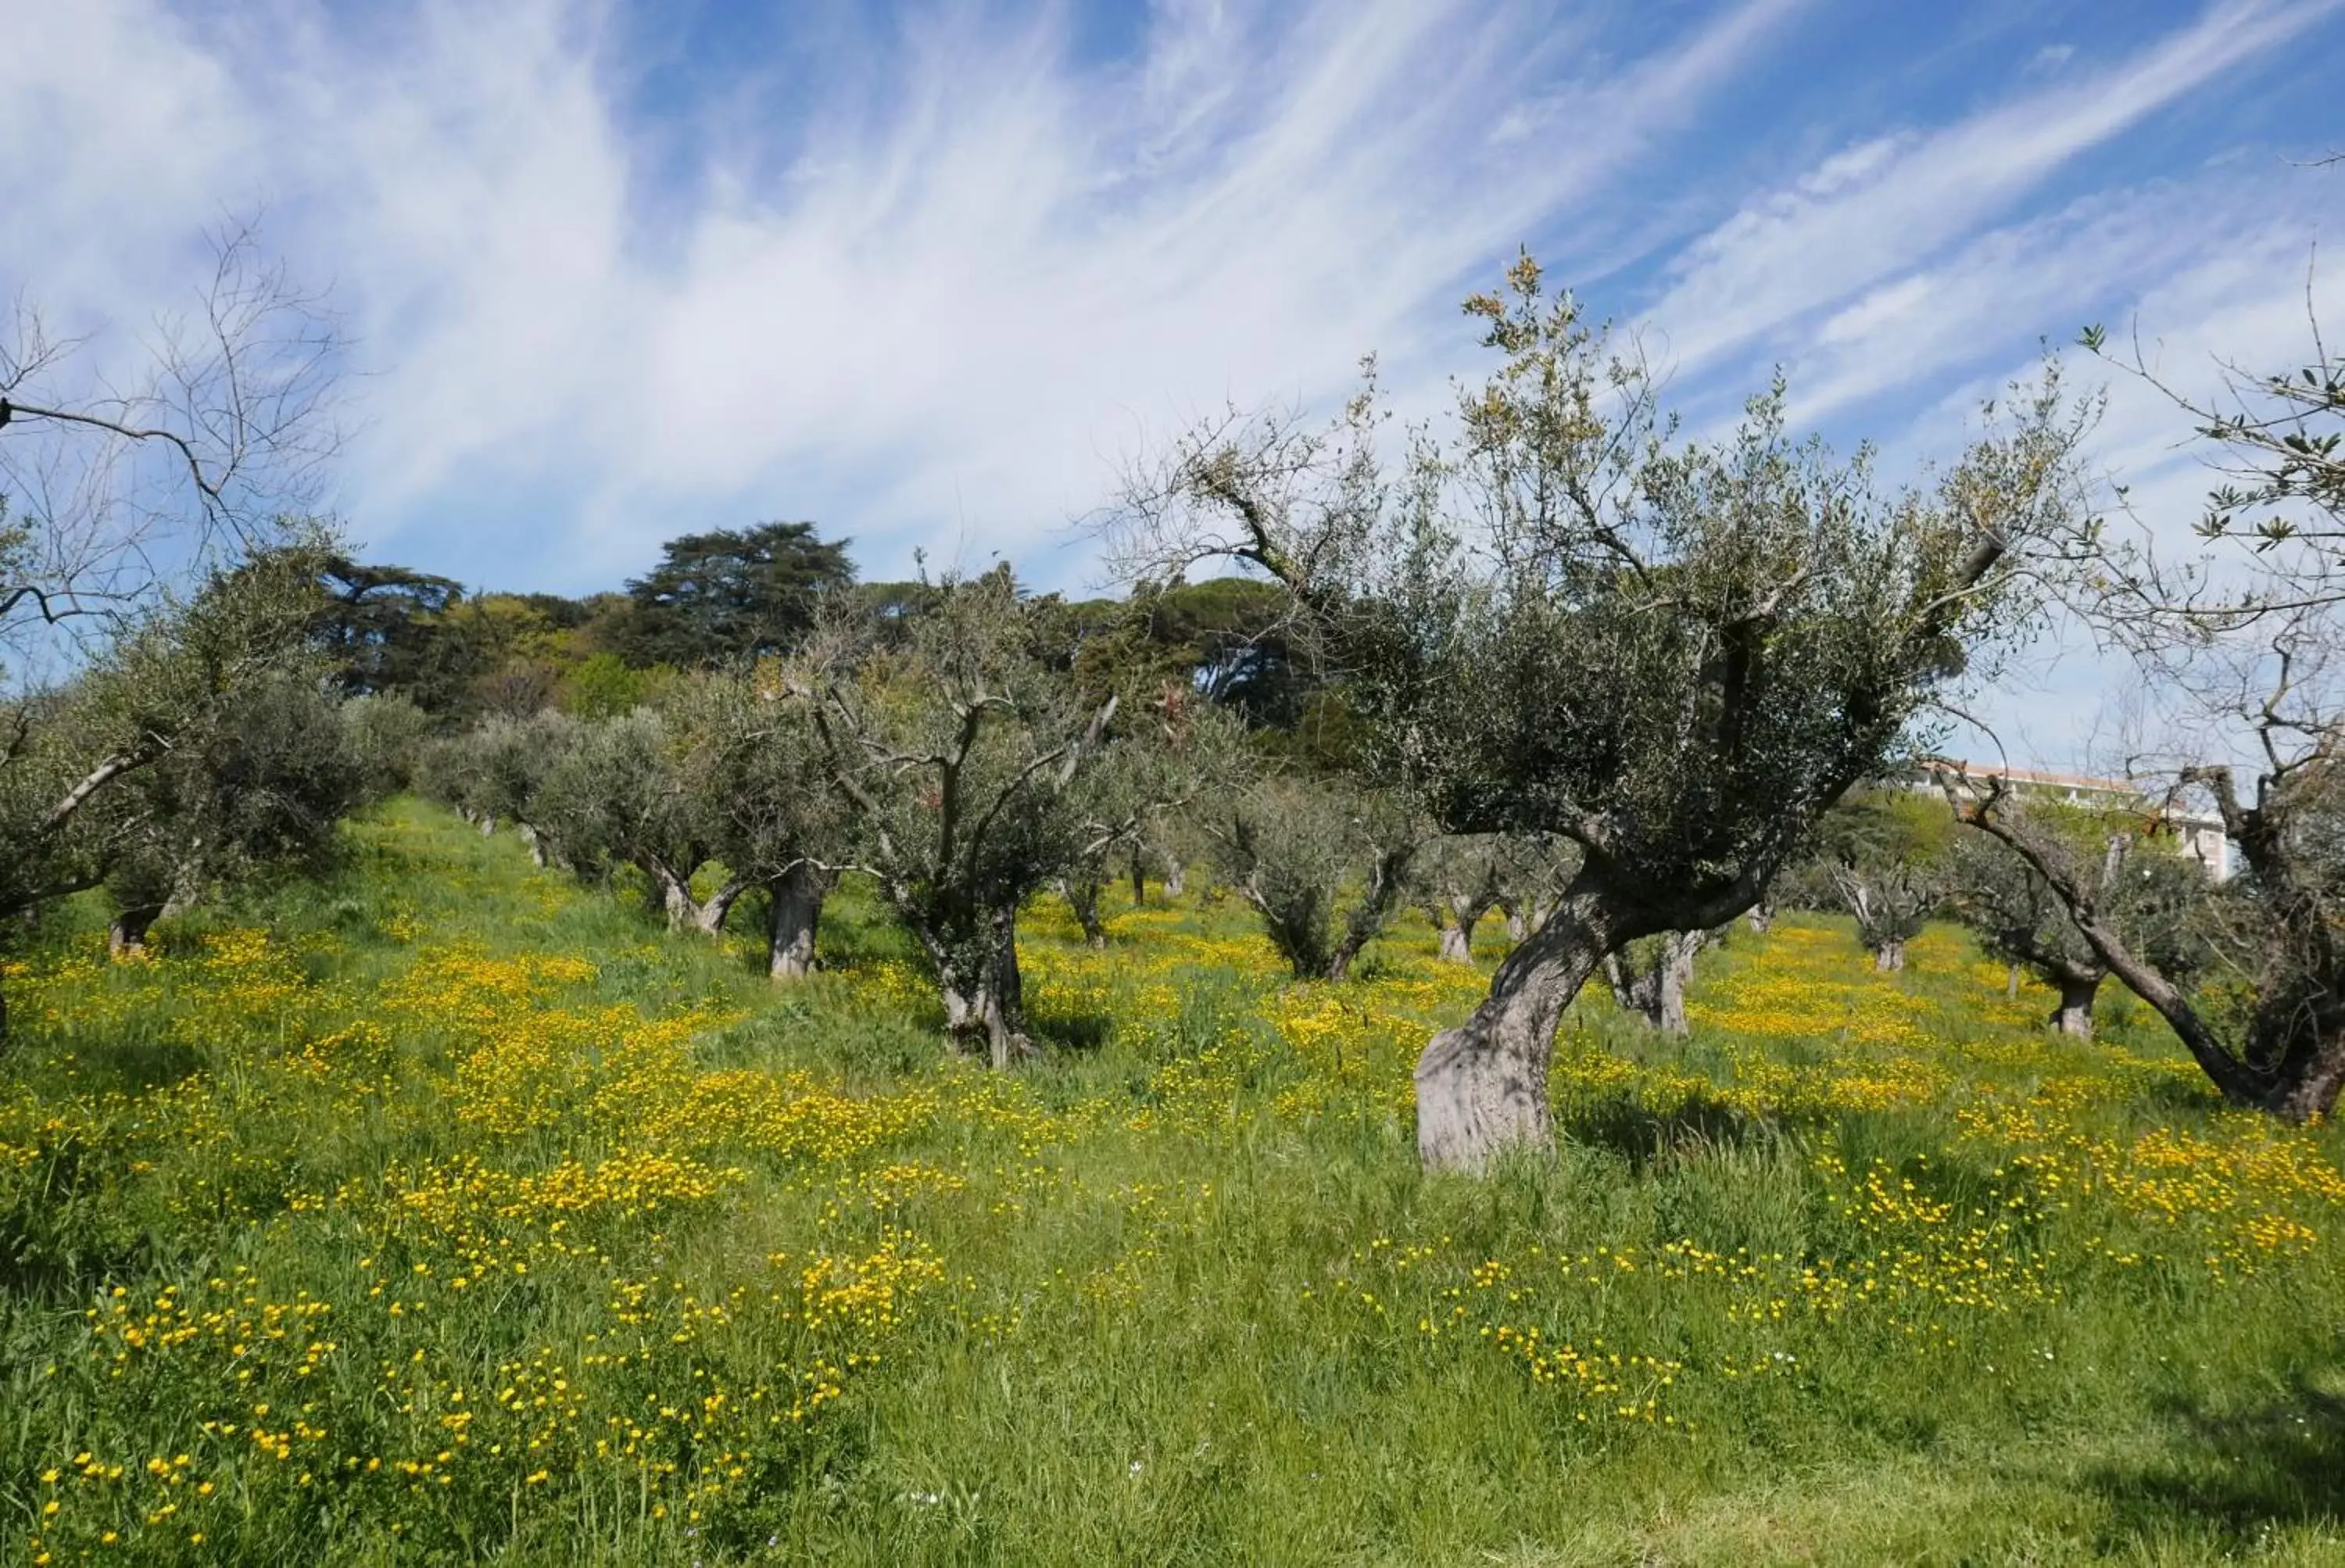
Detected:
left=3, top=0, right=2343, bottom=757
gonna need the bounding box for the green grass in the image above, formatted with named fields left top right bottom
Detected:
left=4, top=798, right=2343, bottom=1565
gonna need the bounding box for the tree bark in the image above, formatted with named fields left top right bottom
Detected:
left=2007, top=961, right=2023, bottom=999
left=1437, top=893, right=1485, bottom=965
left=1061, top=875, right=1108, bottom=947
left=765, top=865, right=826, bottom=982
left=1872, top=940, right=1906, bottom=972
left=689, top=878, right=748, bottom=936
left=1417, top=865, right=1668, bottom=1174
left=1950, top=779, right=2345, bottom=1121
left=1603, top=930, right=1702, bottom=1036
left=1746, top=902, right=1774, bottom=935
left=1323, top=843, right=1416, bottom=982
left=478, top=812, right=496, bottom=837
left=936, top=908, right=1029, bottom=1069
left=1163, top=860, right=1185, bottom=897
left=2053, top=972, right=2100, bottom=1040
left=109, top=903, right=166, bottom=958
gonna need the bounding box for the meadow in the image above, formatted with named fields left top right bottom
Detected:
left=4, top=800, right=2343, bottom=1566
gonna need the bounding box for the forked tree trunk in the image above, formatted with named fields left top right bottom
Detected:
left=639, top=856, right=741, bottom=936
left=1323, top=844, right=1416, bottom=983
left=1746, top=902, right=1774, bottom=935
left=1163, top=860, right=1186, bottom=897
left=1437, top=895, right=1485, bottom=965
left=1871, top=940, right=1906, bottom=972
left=765, top=865, right=826, bottom=982
left=689, top=879, right=748, bottom=937
left=1417, top=866, right=1662, bottom=1174
left=935, top=908, right=1029, bottom=1069
left=1603, top=930, right=1703, bottom=1036
left=2053, top=972, right=2100, bottom=1040
left=1061, top=875, right=1108, bottom=947
left=109, top=903, right=166, bottom=958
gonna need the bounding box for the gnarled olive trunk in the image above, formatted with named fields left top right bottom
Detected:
left=689, top=879, right=747, bottom=936
left=1163, top=861, right=1186, bottom=897
left=1060, top=874, right=1108, bottom=947
left=935, top=908, right=1028, bottom=1069
left=1417, top=865, right=1667, bottom=1173
left=1871, top=940, right=1906, bottom=972
left=109, top=902, right=166, bottom=958
left=1434, top=893, right=1487, bottom=965
left=765, top=865, right=828, bottom=982
left=1604, top=930, right=1704, bottom=1036
left=2053, top=972, right=2100, bottom=1039
left=640, top=855, right=744, bottom=936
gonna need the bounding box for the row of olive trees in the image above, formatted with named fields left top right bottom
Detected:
left=421, top=560, right=1637, bottom=1061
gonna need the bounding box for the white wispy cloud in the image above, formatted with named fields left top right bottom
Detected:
left=1641, top=0, right=2339, bottom=383
left=0, top=0, right=1803, bottom=588
left=0, top=0, right=2336, bottom=664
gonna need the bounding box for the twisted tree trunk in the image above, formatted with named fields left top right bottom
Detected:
left=934, top=908, right=1029, bottom=1069
left=1872, top=940, right=1906, bottom=972
left=109, top=903, right=166, bottom=958
left=1604, top=930, right=1705, bottom=1036
left=1060, top=874, right=1108, bottom=947
left=1418, top=866, right=1659, bottom=1173
left=765, top=865, right=827, bottom=982
left=2053, top=972, right=2100, bottom=1039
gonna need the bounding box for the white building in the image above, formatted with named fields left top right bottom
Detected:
left=1930, top=764, right=2234, bottom=880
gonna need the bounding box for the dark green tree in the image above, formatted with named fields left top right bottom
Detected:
left=619, top=521, right=854, bottom=666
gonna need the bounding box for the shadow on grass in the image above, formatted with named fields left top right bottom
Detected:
left=2090, top=1377, right=2345, bottom=1548
left=1558, top=1087, right=1782, bottom=1172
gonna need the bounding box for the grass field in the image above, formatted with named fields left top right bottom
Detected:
left=5, top=800, right=2344, bottom=1565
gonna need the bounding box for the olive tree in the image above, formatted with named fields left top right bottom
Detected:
left=0, top=548, right=331, bottom=1023
left=663, top=664, right=851, bottom=980
left=1413, top=834, right=1509, bottom=964
left=1206, top=771, right=1420, bottom=981
left=1602, top=929, right=1712, bottom=1036
left=1113, top=255, right=2088, bottom=1171
left=0, top=230, right=342, bottom=1027
left=1943, top=809, right=2210, bottom=1039
left=1956, top=300, right=2345, bottom=1117
left=514, top=709, right=744, bottom=932
left=103, top=669, right=365, bottom=953
left=799, top=567, right=1120, bottom=1065
left=1794, top=789, right=1953, bottom=971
